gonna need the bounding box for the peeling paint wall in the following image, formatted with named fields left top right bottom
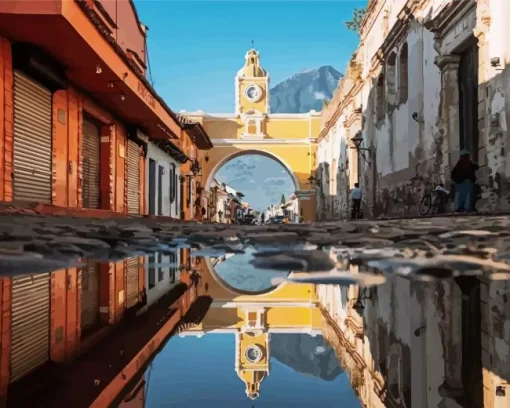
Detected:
left=317, top=0, right=510, bottom=218
left=318, top=274, right=474, bottom=408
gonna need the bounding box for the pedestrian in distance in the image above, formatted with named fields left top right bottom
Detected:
left=451, top=150, right=479, bottom=213
left=351, top=182, right=362, bottom=220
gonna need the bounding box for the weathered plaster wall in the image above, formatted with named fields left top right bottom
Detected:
left=481, top=279, right=510, bottom=408
left=318, top=0, right=510, bottom=219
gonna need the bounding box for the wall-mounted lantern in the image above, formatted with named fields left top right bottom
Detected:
left=307, top=175, right=319, bottom=186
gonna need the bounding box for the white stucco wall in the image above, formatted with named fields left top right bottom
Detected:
left=146, top=142, right=181, bottom=218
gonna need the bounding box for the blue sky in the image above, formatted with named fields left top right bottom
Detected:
left=135, top=0, right=364, bottom=113
left=215, top=154, right=295, bottom=211
left=134, top=1, right=363, bottom=210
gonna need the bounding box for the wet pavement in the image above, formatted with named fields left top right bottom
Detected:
left=2, top=213, right=510, bottom=279
left=1, top=213, right=510, bottom=407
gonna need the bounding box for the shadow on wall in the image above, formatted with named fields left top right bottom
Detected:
left=362, top=55, right=510, bottom=219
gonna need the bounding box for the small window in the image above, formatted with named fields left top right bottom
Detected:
left=386, top=52, right=397, bottom=105
left=399, top=43, right=409, bottom=104
left=376, top=74, right=385, bottom=121
left=148, top=254, right=156, bottom=289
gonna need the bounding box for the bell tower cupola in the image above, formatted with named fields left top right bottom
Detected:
left=235, top=48, right=270, bottom=116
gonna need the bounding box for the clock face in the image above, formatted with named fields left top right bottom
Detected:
left=245, top=345, right=263, bottom=363
left=245, top=85, right=261, bottom=102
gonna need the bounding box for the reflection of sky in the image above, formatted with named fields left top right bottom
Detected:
left=145, top=334, right=361, bottom=407
left=213, top=247, right=288, bottom=293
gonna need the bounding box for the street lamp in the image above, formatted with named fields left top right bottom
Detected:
left=307, top=175, right=319, bottom=185
left=350, top=132, right=371, bottom=157
left=350, top=131, right=371, bottom=184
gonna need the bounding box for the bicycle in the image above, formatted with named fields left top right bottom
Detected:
left=418, top=182, right=451, bottom=215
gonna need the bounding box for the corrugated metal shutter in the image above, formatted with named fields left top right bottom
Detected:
left=81, top=262, right=100, bottom=332
left=10, top=273, right=50, bottom=383
left=13, top=71, right=52, bottom=203
left=126, top=257, right=139, bottom=308
left=82, top=118, right=101, bottom=209
left=126, top=140, right=140, bottom=214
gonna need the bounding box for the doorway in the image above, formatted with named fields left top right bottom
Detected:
left=458, top=39, right=480, bottom=160
left=455, top=276, right=483, bottom=407
left=148, top=159, right=156, bottom=215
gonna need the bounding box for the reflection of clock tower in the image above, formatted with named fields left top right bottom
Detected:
left=235, top=49, right=269, bottom=139
left=235, top=308, right=270, bottom=400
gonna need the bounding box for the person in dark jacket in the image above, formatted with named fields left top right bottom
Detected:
left=451, top=150, right=479, bottom=212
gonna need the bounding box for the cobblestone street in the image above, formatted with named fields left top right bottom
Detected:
left=1, top=209, right=510, bottom=280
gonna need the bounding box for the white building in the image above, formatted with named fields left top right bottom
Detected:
left=145, top=140, right=182, bottom=218
left=317, top=0, right=510, bottom=219
left=144, top=250, right=181, bottom=308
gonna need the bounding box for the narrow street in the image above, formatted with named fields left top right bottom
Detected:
left=0, top=209, right=508, bottom=406
left=0, top=0, right=509, bottom=406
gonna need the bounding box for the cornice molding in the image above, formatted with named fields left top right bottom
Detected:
left=425, top=0, right=475, bottom=35
left=211, top=138, right=312, bottom=146
left=317, top=81, right=363, bottom=143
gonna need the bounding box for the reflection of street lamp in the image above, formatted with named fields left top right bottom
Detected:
left=352, top=287, right=374, bottom=315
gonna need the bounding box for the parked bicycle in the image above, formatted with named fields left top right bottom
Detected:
left=418, top=182, right=451, bottom=215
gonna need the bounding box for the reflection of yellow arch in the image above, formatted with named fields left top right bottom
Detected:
left=204, top=256, right=286, bottom=296
left=204, top=149, right=299, bottom=191
left=199, top=258, right=316, bottom=303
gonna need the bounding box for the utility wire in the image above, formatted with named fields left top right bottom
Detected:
left=145, top=36, right=155, bottom=87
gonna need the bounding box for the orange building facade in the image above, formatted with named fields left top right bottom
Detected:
left=0, top=0, right=212, bottom=403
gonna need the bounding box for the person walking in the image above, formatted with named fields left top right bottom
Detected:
left=351, top=183, right=363, bottom=220
left=451, top=150, right=479, bottom=213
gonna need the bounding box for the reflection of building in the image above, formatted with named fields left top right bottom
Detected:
left=179, top=257, right=323, bottom=399
left=144, top=250, right=181, bottom=308
left=317, top=258, right=510, bottom=408
left=181, top=49, right=321, bottom=223
left=3, top=260, right=197, bottom=407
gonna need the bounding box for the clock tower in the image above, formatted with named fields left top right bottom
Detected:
left=235, top=49, right=269, bottom=138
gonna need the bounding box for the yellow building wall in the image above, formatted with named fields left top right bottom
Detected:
left=265, top=307, right=321, bottom=329
left=195, top=306, right=322, bottom=330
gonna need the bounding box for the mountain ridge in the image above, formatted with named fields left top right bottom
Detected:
left=270, top=65, right=342, bottom=114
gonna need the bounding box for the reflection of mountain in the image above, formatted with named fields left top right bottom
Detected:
left=270, top=334, right=343, bottom=381
left=213, top=247, right=288, bottom=293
